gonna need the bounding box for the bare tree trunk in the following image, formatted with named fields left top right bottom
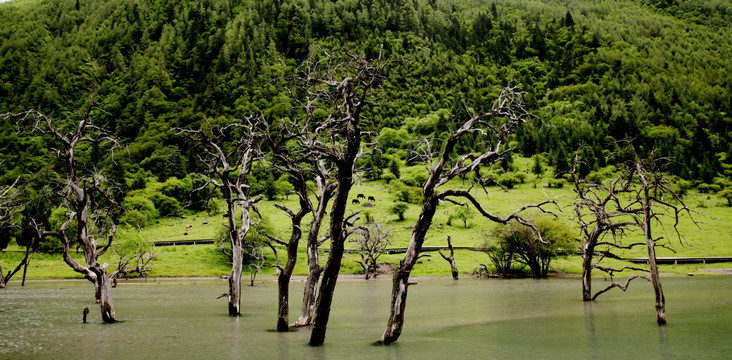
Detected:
left=294, top=243, right=322, bottom=327
left=91, top=266, right=116, bottom=322
left=309, top=174, right=353, bottom=346
left=276, top=226, right=301, bottom=331
left=581, top=240, right=595, bottom=301
left=643, top=200, right=666, bottom=325
left=0, top=266, right=5, bottom=288
left=380, top=200, right=437, bottom=344
left=21, top=240, right=36, bottom=287
left=229, top=239, right=243, bottom=316
left=439, top=236, right=459, bottom=280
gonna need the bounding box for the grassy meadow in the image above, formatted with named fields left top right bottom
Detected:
left=2, top=159, right=731, bottom=282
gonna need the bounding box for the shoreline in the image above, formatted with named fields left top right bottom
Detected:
left=8, top=269, right=732, bottom=285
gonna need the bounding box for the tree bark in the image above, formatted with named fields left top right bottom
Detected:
left=293, top=176, right=330, bottom=328
left=294, top=242, right=322, bottom=327
left=91, top=266, right=116, bottom=322
left=277, top=224, right=302, bottom=331
left=380, top=199, right=437, bottom=345
left=643, top=198, right=666, bottom=325
left=439, top=236, right=459, bottom=280
left=581, top=239, right=596, bottom=301
left=0, top=266, right=5, bottom=288
left=229, top=239, right=243, bottom=316
left=309, top=173, right=353, bottom=346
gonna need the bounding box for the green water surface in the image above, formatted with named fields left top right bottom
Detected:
left=0, top=277, right=730, bottom=359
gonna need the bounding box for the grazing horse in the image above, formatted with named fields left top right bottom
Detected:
left=367, top=196, right=376, bottom=201
left=357, top=193, right=365, bottom=199
left=352, top=199, right=360, bottom=204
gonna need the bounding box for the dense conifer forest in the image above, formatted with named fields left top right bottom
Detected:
left=1, top=0, right=730, bottom=236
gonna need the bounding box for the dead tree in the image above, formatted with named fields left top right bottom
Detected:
left=247, top=244, right=266, bottom=286
left=262, top=108, right=344, bottom=331
left=573, top=146, right=694, bottom=325
left=112, top=249, right=154, bottom=280
left=294, top=160, right=336, bottom=328
left=438, top=236, right=459, bottom=280
left=0, top=177, right=35, bottom=288
left=379, top=86, right=557, bottom=344
left=350, top=222, right=391, bottom=280
left=569, top=148, right=639, bottom=301
left=293, top=47, right=387, bottom=346
left=7, top=108, right=121, bottom=322
left=177, top=118, right=263, bottom=316
left=631, top=149, right=692, bottom=325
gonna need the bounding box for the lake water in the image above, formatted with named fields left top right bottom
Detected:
left=0, top=277, right=730, bottom=359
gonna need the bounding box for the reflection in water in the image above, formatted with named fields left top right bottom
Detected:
left=0, top=277, right=729, bottom=359
left=583, top=300, right=595, bottom=338
left=658, top=325, right=670, bottom=359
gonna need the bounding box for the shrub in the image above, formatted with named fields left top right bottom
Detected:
left=381, top=172, right=396, bottom=183
left=148, top=193, right=181, bottom=217
left=487, top=217, right=574, bottom=278
left=390, top=180, right=411, bottom=203
left=698, top=183, right=721, bottom=193
left=120, top=209, right=148, bottom=229
left=497, top=173, right=520, bottom=189
left=122, top=196, right=159, bottom=220
left=718, top=189, right=732, bottom=206
left=401, top=167, right=428, bottom=187
left=160, top=176, right=193, bottom=202
left=390, top=203, right=408, bottom=221
left=547, top=178, right=565, bottom=188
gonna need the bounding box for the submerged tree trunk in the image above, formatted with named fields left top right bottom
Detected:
left=581, top=239, right=595, bottom=301
left=229, top=239, right=243, bottom=316
left=309, top=174, right=353, bottom=346
left=309, top=134, right=361, bottom=345
left=91, top=266, right=116, bottom=322
left=294, top=242, right=322, bottom=327
left=642, top=197, right=666, bottom=325
left=276, top=224, right=302, bottom=331
left=439, top=236, right=459, bottom=280
left=380, top=199, right=437, bottom=345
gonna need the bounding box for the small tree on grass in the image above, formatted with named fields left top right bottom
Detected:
left=390, top=203, right=408, bottom=221
left=453, top=206, right=474, bottom=228
left=490, top=217, right=573, bottom=278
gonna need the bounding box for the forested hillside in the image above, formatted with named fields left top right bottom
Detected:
left=1, top=0, right=730, bottom=227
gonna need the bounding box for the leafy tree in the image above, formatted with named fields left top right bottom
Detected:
left=390, top=203, right=408, bottom=221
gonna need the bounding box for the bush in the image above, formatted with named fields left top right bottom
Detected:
left=390, top=180, right=411, bottom=203
left=718, top=189, right=732, bottom=206
left=122, top=196, right=159, bottom=220
left=497, top=173, right=520, bottom=189
left=148, top=193, right=181, bottom=217
left=161, top=176, right=192, bottom=202
left=547, top=178, right=565, bottom=188
left=698, top=183, right=721, bottom=193
left=487, top=217, right=574, bottom=278
left=120, top=209, right=148, bottom=229
left=390, top=203, right=408, bottom=221
left=381, top=172, right=396, bottom=183
left=400, top=167, right=428, bottom=187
